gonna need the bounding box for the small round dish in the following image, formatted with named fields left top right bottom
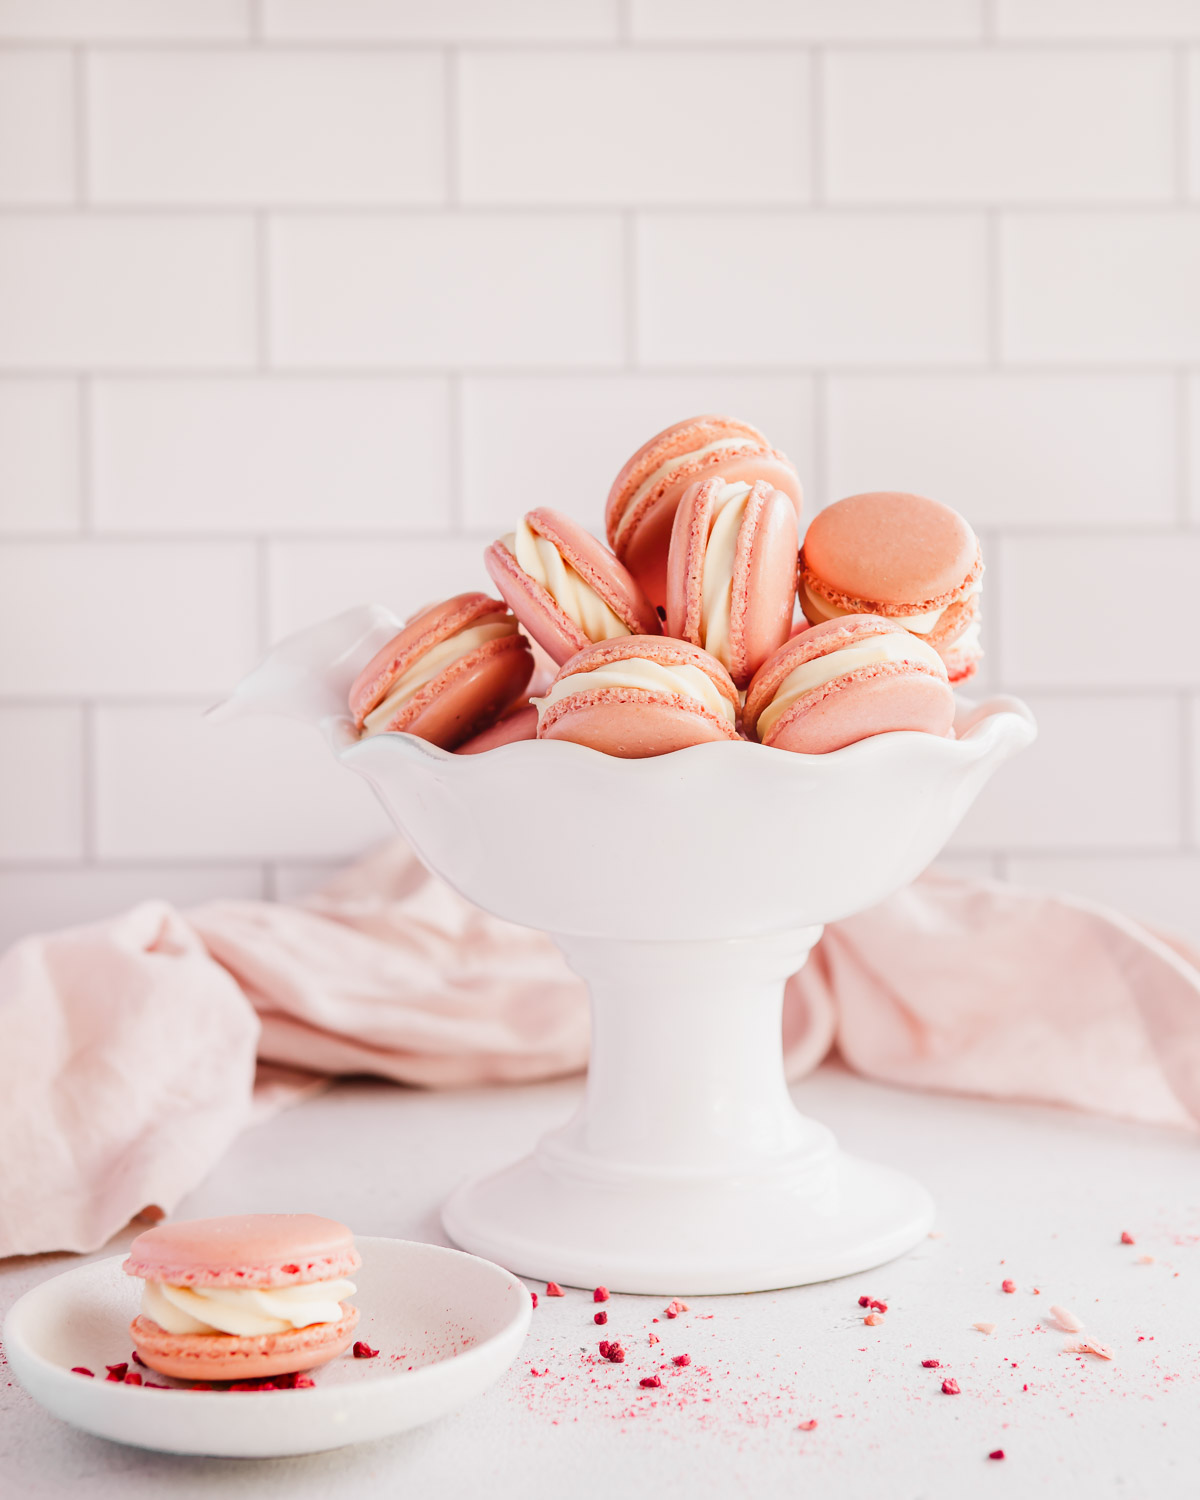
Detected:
left=2, top=1237, right=531, bottom=1458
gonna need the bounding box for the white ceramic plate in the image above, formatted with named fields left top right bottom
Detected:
left=2, top=1237, right=531, bottom=1458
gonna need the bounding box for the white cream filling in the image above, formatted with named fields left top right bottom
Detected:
left=535, top=659, right=735, bottom=726
left=757, top=633, right=945, bottom=742
left=615, top=438, right=758, bottom=545
left=511, top=519, right=629, bottom=643
left=362, top=616, right=515, bottom=736
left=140, top=1277, right=357, bottom=1338
left=698, top=482, right=751, bottom=672
left=801, top=579, right=981, bottom=635
left=941, top=618, right=982, bottom=656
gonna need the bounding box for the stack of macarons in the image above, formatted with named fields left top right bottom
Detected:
left=349, top=415, right=982, bottom=758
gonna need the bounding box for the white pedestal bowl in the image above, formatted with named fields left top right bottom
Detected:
left=217, top=606, right=1036, bottom=1296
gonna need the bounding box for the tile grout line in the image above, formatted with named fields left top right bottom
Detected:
left=810, top=372, right=826, bottom=510
left=985, top=210, right=1002, bottom=367
left=256, top=536, right=271, bottom=653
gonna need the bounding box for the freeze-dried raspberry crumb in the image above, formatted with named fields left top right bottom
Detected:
left=648, top=1333, right=659, bottom=1346
left=594, top=1311, right=608, bottom=1325
left=1120, top=1232, right=1135, bottom=1245
left=989, top=1450, right=1005, bottom=1461
left=663, top=1299, right=688, bottom=1319
left=868, top=1299, right=887, bottom=1313
left=973, top=1322, right=996, bottom=1335
left=531, top=1292, right=538, bottom=1309
left=545, top=1282, right=565, bottom=1297
left=941, top=1378, right=961, bottom=1395
left=858, top=1295, right=871, bottom=1307
left=864, top=1312, right=885, bottom=1326
left=295, top=1377, right=316, bottom=1388
left=672, top=1354, right=691, bottom=1367
left=230, top=1379, right=278, bottom=1391
left=593, top=1286, right=609, bottom=1303
left=124, top=1372, right=143, bottom=1385
left=71, top=1367, right=93, bottom=1377
left=797, top=1419, right=818, bottom=1431
left=281, top=1264, right=300, bottom=1275
left=598, top=1341, right=625, bottom=1363
left=353, top=1342, right=379, bottom=1359
left=921, top=1360, right=940, bottom=1368
left=144, top=1382, right=169, bottom=1389
left=105, top=1363, right=128, bottom=1382
left=1002, top=1279, right=1016, bottom=1293
left=640, top=1376, right=662, bottom=1389
left=131, top=1351, right=147, bottom=1367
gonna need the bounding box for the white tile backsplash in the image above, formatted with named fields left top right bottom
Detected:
left=458, top=51, right=811, bottom=206
left=93, top=378, right=451, bottom=533
left=0, top=6, right=1195, bottom=946
left=88, top=51, right=446, bottom=206
left=824, top=50, right=1174, bottom=204
left=636, top=213, right=989, bottom=366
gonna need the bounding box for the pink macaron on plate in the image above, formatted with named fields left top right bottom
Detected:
left=2, top=1238, right=531, bottom=1458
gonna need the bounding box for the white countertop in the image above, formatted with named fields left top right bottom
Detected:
left=2, top=1064, right=1197, bottom=1499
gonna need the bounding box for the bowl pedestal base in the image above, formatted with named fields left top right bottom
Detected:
left=443, top=928, right=934, bottom=1295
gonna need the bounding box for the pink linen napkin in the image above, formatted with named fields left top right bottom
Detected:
left=2, top=840, right=1198, bottom=1258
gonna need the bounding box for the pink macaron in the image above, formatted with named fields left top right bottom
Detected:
left=484, top=507, right=660, bottom=666
left=348, top=592, right=533, bottom=751
left=123, top=1214, right=361, bottom=1382
left=537, top=636, right=739, bottom=758
left=666, top=476, right=798, bottom=690
left=743, top=615, right=956, bottom=755
left=605, top=415, right=802, bottom=611
left=798, top=490, right=983, bottom=682
left=456, top=699, right=538, bottom=754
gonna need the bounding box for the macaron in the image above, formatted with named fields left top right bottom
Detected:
left=605, top=416, right=802, bottom=610
left=798, top=490, right=982, bottom=682
left=484, top=507, right=660, bottom=666
left=743, top=616, right=956, bottom=755
left=123, top=1214, right=361, bottom=1382
left=456, top=699, right=538, bottom=754
left=666, top=476, right=798, bottom=689
left=536, top=636, right=739, bottom=758
left=348, top=592, right=533, bottom=751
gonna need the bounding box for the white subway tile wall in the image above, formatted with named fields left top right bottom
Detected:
left=0, top=2, right=1196, bottom=946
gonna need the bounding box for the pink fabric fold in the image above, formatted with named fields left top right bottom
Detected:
left=2, top=840, right=1198, bottom=1259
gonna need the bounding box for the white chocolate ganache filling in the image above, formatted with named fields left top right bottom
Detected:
left=511, top=518, right=629, bottom=642
left=801, top=579, right=981, bottom=635
left=615, top=438, right=759, bottom=546
left=140, top=1276, right=357, bottom=1337
left=757, top=633, right=945, bottom=742
left=361, top=615, right=516, bottom=736
left=698, top=481, right=752, bottom=671
left=536, top=659, right=736, bottom=726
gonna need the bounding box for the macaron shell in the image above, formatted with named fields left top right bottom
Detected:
left=937, top=631, right=983, bottom=684
left=764, top=663, right=956, bottom=755
left=923, top=593, right=978, bottom=649
left=551, top=634, right=740, bottom=711
left=605, top=415, right=769, bottom=542
left=124, top=1214, right=360, bottom=1291
left=391, top=633, right=534, bottom=750
left=485, top=539, right=589, bottom=665
left=526, top=508, right=660, bottom=636
left=349, top=593, right=507, bottom=726
left=619, top=450, right=801, bottom=612
left=730, top=485, right=799, bottom=686
left=538, top=690, right=738, bottom=757
left=800, top=491, right=980, bottom=614
left=456, top=700, right=538, bottom=754
left=129, top=1307, right=359, bottom=1383
left=666, top=478, right=797, bottom=689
